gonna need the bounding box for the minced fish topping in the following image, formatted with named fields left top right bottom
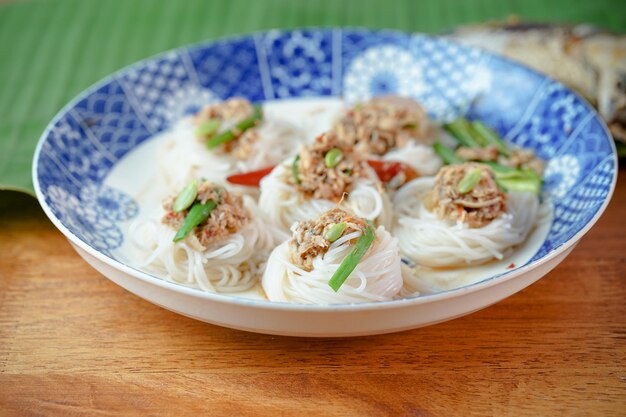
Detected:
left=288, top=131, right=368, bottom=201
left=194, top=98, right=261, bottom=160
left=289, top=208, right=368, bottom=271
left=163, top=181, right=251, bottom=249
left=334, top=96, right=433, bottom=155
left=424, top=163, right=507, bottom=228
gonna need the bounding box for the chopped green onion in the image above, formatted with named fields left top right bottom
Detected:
left=173, top=200, right=217, bottom=242
left=479, top=162, right=542, bottom=195
left=496, top=177, right=542, bottom=194
left=443, top=118, right=481, bottom=148
left=433, top=143, right=464, bottom=165
left=325, top=222, right=347, bottom=243
left=457, top=168, right=482, bottom=194
left=477, top=160, right=512, bottom=173
left=467, top=123, right=488, bottom=146
left=324, top=148, right=343, bottom=168
left=291, top=154, right=300, bottom=184
left=206, top=105, right=263, bottom=149
left=172, top=180, right=198, bottom=213
left=328, top=224, right=375, bottom=292
left=195, top=119, right=221, bottom=138
left=471, top=121, right=511, bottom=156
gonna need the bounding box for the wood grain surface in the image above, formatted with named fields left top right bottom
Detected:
left=1, top=167, right=625, bottom=416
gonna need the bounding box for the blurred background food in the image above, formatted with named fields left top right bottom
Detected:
left=449, top=19, right=626, bottom=155
left=0, top=0, right=624, bottom=195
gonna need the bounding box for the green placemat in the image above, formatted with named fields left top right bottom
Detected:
left=1, top=0, right=624, bottom=196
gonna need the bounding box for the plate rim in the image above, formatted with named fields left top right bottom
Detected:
left=32, top=27, right=619, bottom=312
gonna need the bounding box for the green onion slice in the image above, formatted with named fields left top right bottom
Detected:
left=291, top=154, right=300, bottom=184
left=206, top=105, right=263, bottom=149
left=443, top=118, right=481, bottom=148
left=478, top=162, right=542, bottom=195
left=328, top=224, right=376, bottom=292
left=433, top=143, right=464, bottom=165
left=457, top=168, right=482, bottom=194
left=172, top=180, right=198, bottom=213
left=325, top=222, right=347, bottom=243
left=324, top=148, right=343, bottom=168
left=195, top=119, right=221, bottom=138
left=471, top=121, right=511, bottom=156
left=173, top=200, right=217, bottom=242
left=496, top=177, right=541, bottom=194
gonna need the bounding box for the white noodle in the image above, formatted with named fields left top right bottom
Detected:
left=128, top=196, right=277, bottom=293
left=393, top=177, right=539, bottom=267
left=258, top=162, right=393, bottom=232
left=262, top=226, right=410, bottom=304
left=157, top=115, right=305, bottom=192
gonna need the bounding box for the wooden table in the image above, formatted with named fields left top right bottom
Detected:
left=1, top=168, right=625, bottom=416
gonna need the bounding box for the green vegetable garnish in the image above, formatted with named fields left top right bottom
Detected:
left=477, top=160, right=512, bottom=173
left=496, top=177, right=542, bottom=194
left=443, top=118, right=481, bottom=148
left=457, top=168, right=482, bottom=194
left=433, top=143, right=464, bottom=165
left=195, top=119, right=221, bottom=138
left=292, top=154, right=300, bottom=184
left=173, top=200, right=217, bottom=242
left=325, top=222, right=347, bottom=243
left=471, top=121, right=511, bottom=156
left=206, top=105, right=263, bottom=149
left=328, top=223, right=375, bottom=292
left=172, top=180, right=198, bottom=213
left=324, top=148, right=343, bottom=168
left=479, top=161, right=542, bottom=195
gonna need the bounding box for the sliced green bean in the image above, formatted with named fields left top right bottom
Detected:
left=325, top=222, right=347, bottom=243
left=433, top=143, right=464, bottom=165
left=328, top=224, right=375, bottom=292
left=457, top=168, right=482, bottom=194
left=172, top=180, right=198, bottom=213
left=173, top=200, right=217, bottom=242
left=206, top=105, right=262, bottom=149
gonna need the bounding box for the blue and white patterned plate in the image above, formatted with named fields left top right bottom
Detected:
left=33, top=29, right=617, bottom=336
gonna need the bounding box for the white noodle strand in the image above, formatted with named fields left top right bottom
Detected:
left=262, top=226, right=409, bottom=304
left=258, top=162, right=393, bottom=232
left=128, top=196, right=276, bottom=293
left=393, top=177, right=539, bottom=267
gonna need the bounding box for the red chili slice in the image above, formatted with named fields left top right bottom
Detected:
left=226, top=166, right=275, bottom=187
left=226, top=160, right=418, bottom=187
left=366, top=160, right=418, bottom=183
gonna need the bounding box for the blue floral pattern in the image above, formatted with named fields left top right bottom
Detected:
left=46, top=184, right=134, bottom=257
left=255, top=29, right=335, bottom=98
left=35, top=29, right=616, bottom=268
left=343, top=44, right=424, bottom=104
